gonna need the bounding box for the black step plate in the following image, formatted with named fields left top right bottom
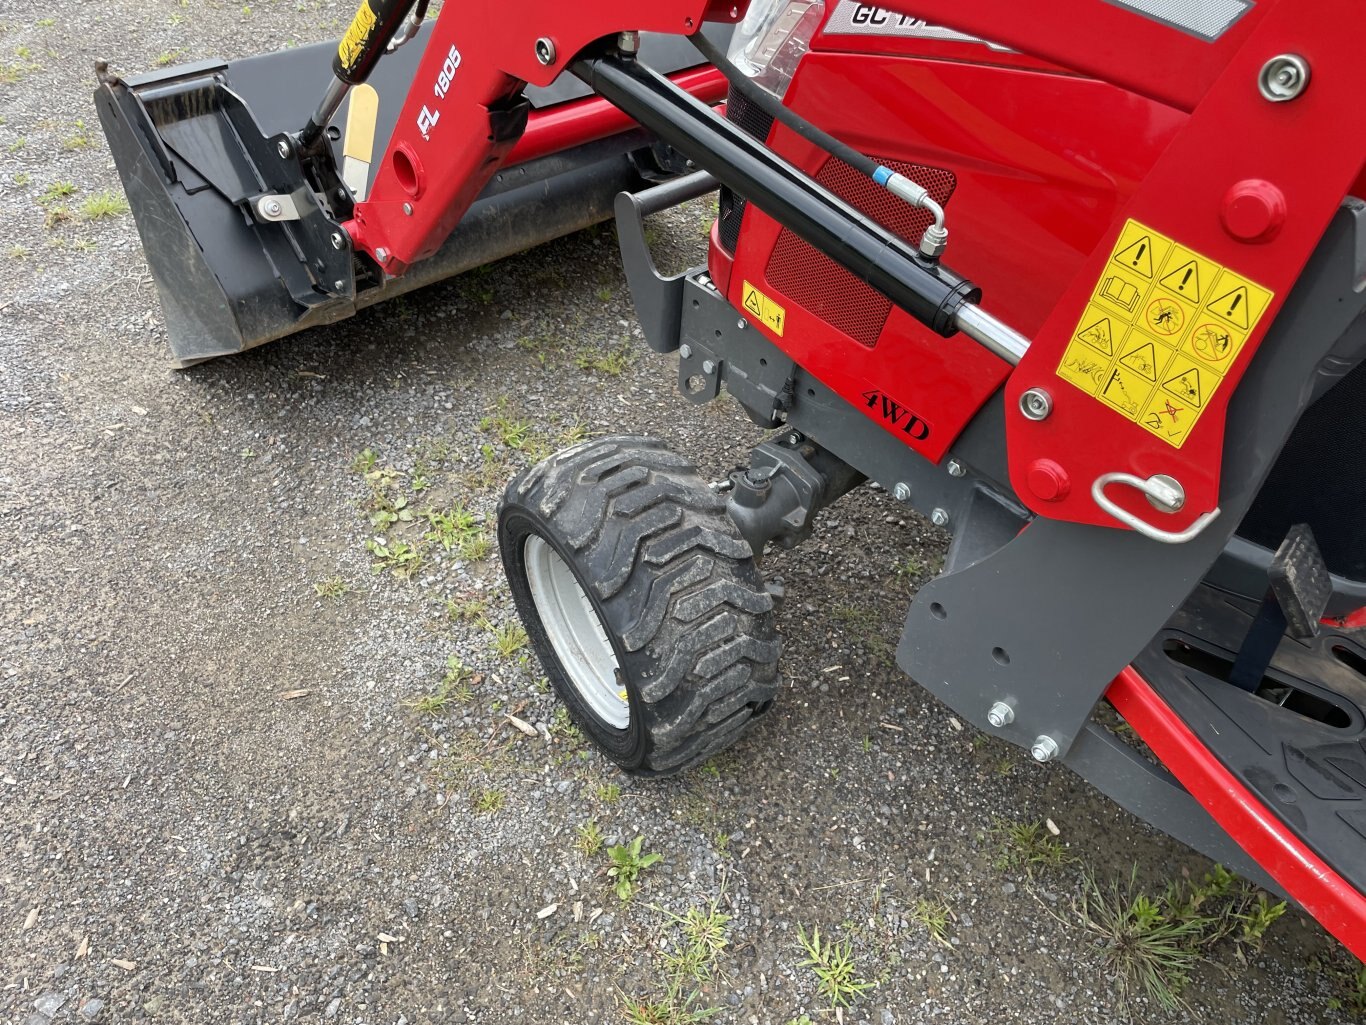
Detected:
left=1136, top=583, right=1366, bottom=895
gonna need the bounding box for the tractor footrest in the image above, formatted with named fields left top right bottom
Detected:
left=1136, top=582, right=1366, bottom=896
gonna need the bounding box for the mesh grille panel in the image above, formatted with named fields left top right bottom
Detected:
left=718, top=88, right=775, bottom=254
left=766, top=157, right=957, bottom=347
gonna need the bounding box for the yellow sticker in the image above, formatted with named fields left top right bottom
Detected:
left=1055, top=219, right=1276, bottom=448
left=741, top=280, right=786, bottom=336
left=338, top=0, right=377, bottom=72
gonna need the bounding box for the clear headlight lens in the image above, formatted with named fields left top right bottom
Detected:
left=727, top=0, right=826, bottom=98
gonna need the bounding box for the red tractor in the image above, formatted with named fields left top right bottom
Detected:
left=97, top=0, right=1366, bottom=960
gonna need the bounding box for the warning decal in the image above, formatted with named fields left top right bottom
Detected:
left=1054, top=219, right=1275, bottom=448
left=741, top=280, right=786, bottom=336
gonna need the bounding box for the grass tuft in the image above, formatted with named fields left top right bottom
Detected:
left=796, top=925, right=874, bottom=1008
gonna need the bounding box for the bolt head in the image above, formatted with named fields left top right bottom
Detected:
left=333, top=280, right=345, bottom=291
left=403, top=202, right=413, bottom=216
left=329, top=232, right=346, bottom=250
left=276, top=139, right=291, bottom=159
left=1031, top=735, right=1060, bottom=762
left=702, top=359, right=717, bottom=374
left=263, top=199, right=282, bottom=217
left=892, top=482, right=912, bottom=502
left=678, top=343, right=692, bottom=360
left=375, top=247, right=390, bottom=264
left=1259, top=54, right=1309, bottom=102
left=987, top=701, right=1014, bottom=728
left=736, top=318, right=747, bottom=330
left=535, top=37, right=556, bottom=65
left=946, top=459, right=966, bottom=478
left=1019, top=388, right=1053, bottom=422
left=931, top=508, right=950, bottom=528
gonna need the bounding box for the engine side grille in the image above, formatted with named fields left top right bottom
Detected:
left=766, top=157, right=957, bottom=348
left=719, top=88, right=775, bottom=254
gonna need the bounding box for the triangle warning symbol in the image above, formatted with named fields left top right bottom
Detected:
left=1119, top=340, right=1159, bottom=380
left=1209, top=285, right=1250, bottom=329
left=1163, top=366, right=1204, bottom=407
left=1114, top=235, right=1154, bottom=277
left=1076, top=317, right=1114, bottom=355
left=743, top=290, right=763, bottom=317
left=1160, top=260, right=1202, bottom=303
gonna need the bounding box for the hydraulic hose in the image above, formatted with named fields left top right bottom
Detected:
left=688, top=31, right=947, bottom=256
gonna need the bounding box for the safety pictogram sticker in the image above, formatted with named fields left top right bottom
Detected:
left=1055, top=219, right=1275, bottom=448
left=741, top=280, right=786, bottom=336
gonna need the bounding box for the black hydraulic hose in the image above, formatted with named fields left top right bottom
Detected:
left=573, top=55, right=978, bottom=336
left=689, top=31, right=878, bottom=179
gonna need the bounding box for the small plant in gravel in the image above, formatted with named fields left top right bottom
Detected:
left=424, top=505, right=488, bottom=560
left=7, top=245, right=28, bottom=261
left=38, top=180, right=74, bottom=206
left=606, top=836, right=662, bottom=902
left=445, top=597, right=487, bottom=622
left=352, top=448, right=378, bottom=473
left=660, top=901, right=730, bottom=983
left=991, top=818, right=1074, bottom=875
left=620, top=980, right=718, bottom=1025
left=574, top=341, right=634, bottom=376
left=62, top=120, right=92, bottom=151
left=595, top=781, right=621, bottom=804
left=313, top=576, right=350, bottom=600
left=79, top=191, right=129, bottom=220
left=472, top=788, right=505, bottom=814
left=366, top=538, right=423, bottom=579
left=575, top=819, right=604, bottom=856
left=155, top=49, right=183, bottom=67
left=1073, top=864, right=1288, bottom=1013
left=410, top=660, right=474, bottom=716
left=487, top=620, right=529, bottom=659
left=795, top=925, right=875, bottom=1008
left=909, top=898, right=953, bottom=948
left=1321, top=958, right=1366, bottom=1016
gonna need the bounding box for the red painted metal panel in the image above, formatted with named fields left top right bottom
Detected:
left=1109, top=667, right=1366, bottom=961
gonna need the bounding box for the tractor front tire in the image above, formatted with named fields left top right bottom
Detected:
left=498, top=436, right=780, bottom=775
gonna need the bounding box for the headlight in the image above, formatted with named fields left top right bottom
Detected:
left=727, top=0, right=826, bottom=98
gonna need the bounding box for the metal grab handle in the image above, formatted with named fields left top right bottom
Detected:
left=1091, top=472, right=1221, bottom=544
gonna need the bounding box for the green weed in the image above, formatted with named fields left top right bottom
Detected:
left=660, top=901, right=730, bottom=982
left=606, top=835, right=662, bottom=902
left=38, top=181, right=74, bottom=205
left=79, top=191, right=128, bottom=220
left=910, top=899, right=953, bottom=948
left=61, top=120, right=92, bottom=151
left=486, top=620, right=528, bottom=658
left=574, top=342, right=633, bottom=376
left=472, top=788, right=505, bottom=814
left=313, top=576, right=350, bottom=599
left=595, top=781, right=621, bottom=804
left=365, top=538, right=423, bottom=579
left=620, top=981, right=718, bottom=1025
left=445, top=597, right=487, bottom=622
left=424, top=505, right=488, bottom=560
left=575, top=819, right=604, bottom=856
left=796, top=925, right=874, bottom=1008
left=991, top=819, right=1074, bottom=875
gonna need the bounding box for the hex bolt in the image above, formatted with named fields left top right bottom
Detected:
left=403, top=203, right=413, bottom=216
left=946, top=458, right=966, bottom=478
left=329, top=232, right=347, bottom=250
left=535, top=37, right=556, bottom=65
left=1259, top=54, right=1310, bottom=102
left=736, top=318, right=747, bottom=330
left=679, top=343, right=692, bottom=360
left=1019, top=387, right=1053, bottom=421
left=931, top=508, right=950, bottom=527
left=375, top=247, right=390, bottom=264
left=1031, top=735, right=1060, bottom=762
left=276, top=139, right=291, bottom=159
left=333, top=280, right=345, bottom=292
left=702, top=359, right=717, bottom=374
left=987, top=701, right=1015, bottom=729
left=892, top=482, right=912, bottom=502
left=617, top=30, right=641, bottom=53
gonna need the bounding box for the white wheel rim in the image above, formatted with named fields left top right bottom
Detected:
left=523, top=534, right=629, bottom=729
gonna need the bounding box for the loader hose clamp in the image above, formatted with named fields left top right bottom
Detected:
left=1091, top=472, right=1221, bottom=544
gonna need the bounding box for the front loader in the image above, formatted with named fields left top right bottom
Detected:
left=98, top=0, right=1366, bottom=961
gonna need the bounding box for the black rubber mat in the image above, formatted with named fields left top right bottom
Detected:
left=1135, top=583, right=1366, bottom=895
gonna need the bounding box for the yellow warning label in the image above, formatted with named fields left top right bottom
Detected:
left=1055, top=219, right=1276, bottom=448
left=1074, top=307, right=1118, bottom=356
left=741, top=280, right=786, bottom=336
left=339, top=0, right=377, bottom=72
left=1110, top=221, right=1172, bottom=280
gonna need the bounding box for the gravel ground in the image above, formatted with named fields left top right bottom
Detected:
left=1, top=4, right=1363, bottom=1024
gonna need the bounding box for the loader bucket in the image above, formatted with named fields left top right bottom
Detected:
left=94, top=29, right=720, bottom=366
